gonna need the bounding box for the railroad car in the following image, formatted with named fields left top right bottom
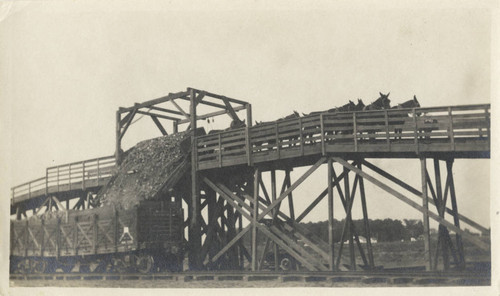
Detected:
left=10, top=198, right=184, bottom=274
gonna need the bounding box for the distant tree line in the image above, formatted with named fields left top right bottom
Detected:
left=300, top=218, right=424, bottom=243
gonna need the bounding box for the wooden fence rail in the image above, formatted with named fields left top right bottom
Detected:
left=11, top=156, right=116, bottom=204
left=196, top=104, right=490, bottom=170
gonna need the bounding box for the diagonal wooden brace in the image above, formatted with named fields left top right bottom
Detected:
left=334, top=157, right=489, bottom=250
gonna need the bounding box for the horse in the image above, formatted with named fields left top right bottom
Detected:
left=363, top=92, right=391, bottom=111
left=205, top=118, right=247, bottom=158
left=389, top=96, right=436, bottom=141
left=359, top=92, right=392, bottom=141
left=254, top=111, right=301, bottom=151
left=302, top=100, right=359, bottom=144
left=390, top=95, right=421, bottom=140
left=354, top=99, right=365, bottom=111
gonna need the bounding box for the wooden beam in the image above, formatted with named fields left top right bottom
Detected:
left=204, top=176, right=323, bottom=271
left=119, top=111, right=134, bottom=127
left=201, top=90, right=249, bottom=106
left=221, top=97, right=240, bottom=122
left=178, top=105, right=247, bottom=124
left=147, top=105, right=184, bottom=116
left=119, top=109, right=137, bottom=141
left=295, top=167, right=349, bottom=222
left=421, top=158, right=433, bottom=271
left=271, top=170, right=279, bottom=271
left=252, top=167, right=260, bottom=271
left=150, top=115, right=168, bottom=135
left=257, top=157, right=326, bottom=220
left=447, top=159, right=466, bottom=269
left=327, top=158, right=335, bottom=270
left=361, top=160, right=488, bottom=234
left=136, top=110, right=180, bottom=121
left=189, top=88, right=202, bottom=270
left=118, top=91, right=189, bottom=113
left=358, top=163, right=375, bottom=269
left=334, top=157, right=489, bottom=250
left=170, top=99, right=190, bottom=120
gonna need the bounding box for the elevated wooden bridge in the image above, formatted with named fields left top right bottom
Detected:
left=10, top=88, right=491, bottom=274
left=195, top=104, right=490, bottom=171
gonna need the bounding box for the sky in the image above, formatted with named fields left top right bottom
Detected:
left=0, top=0, right=497, bottom=245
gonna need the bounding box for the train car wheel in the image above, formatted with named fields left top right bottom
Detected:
left=32, top=259, right=47, bottom=273
left=135, top=254, right=154, bottom=274
left=59, top=259, right=75, bottom=273
left=16, top=259, right=29, bottom=274
left=280, top=257, right=291, bottom=271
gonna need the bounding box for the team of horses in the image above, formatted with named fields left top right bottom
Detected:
left=202, top=92, right=436, bottom=157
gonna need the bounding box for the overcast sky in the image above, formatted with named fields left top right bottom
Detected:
left=0, top=1, right=496, bottom=237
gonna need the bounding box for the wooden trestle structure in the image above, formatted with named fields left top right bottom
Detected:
left=11, top=88, right=490, bottom=273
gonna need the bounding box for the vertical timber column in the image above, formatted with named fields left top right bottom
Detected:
left=327, top=158, right=335, bottom=271
left=246, top=104, right=253, bottom=166
left=447, top=159, right=465, bottom=269
left=434, top=159, right=449, bottom=270
left=271, top=170, right=279, bottom=271
left=420, top=158, right=432, bottom=271
left=251, top=167, right=260, bottom=271
left=115, top=110, right=122, bottom=165
left=358, top=163, right=375, bottom=269
left=189, top=88, right=202, bottom=270
left=173, top=120, right=178, bottom=134
left=344, top=166, right=355, bottom=270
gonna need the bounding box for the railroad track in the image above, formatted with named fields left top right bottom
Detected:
left=10, top=270, right=490, bottom=286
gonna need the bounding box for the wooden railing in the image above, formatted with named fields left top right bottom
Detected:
left=196, top=104, right=490, bottom=170
left=11, top=155, right=116, bottom=204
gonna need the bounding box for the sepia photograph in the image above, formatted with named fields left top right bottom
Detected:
left=0, top=1, right=498, bottom=295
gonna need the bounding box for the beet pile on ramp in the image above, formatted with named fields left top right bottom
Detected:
left=98, top=131, right=192, bottom=210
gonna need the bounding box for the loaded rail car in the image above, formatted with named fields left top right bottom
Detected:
left=10, top=199, right=184, bottom=274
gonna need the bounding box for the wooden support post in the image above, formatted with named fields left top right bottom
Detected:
left=358, top=163, right=375, bottom=269
left=115, top=110, right=122, bottom=165
left=353, top=113, right=358, bottom=152
left=384, top=109, right=390, bottom=149
left=299, top=118, right=304, bottom=156
left=320, top=113, right=326, bottom=155
left=271, top=170, right=279, bottom=271
left=74, top=216, right=78, bottom=256
left=448, top=107, right=455, bottom=150
left=40, top=218, right=45, bottom=256
left=447, top=159, right=465, bottom=269
left=93, top=214, right=98, bottom=254
left=334, top=157, right=488, bottom=250
left=344, top=166, right=355, bottom=270
left=286, top=170, right=295, bottom=221
left=434, top=159, right=450, bottom=270
left=327, top=158, right=335, bottom=271
left=275, top=122, right=280, bottom=159
left=413, top=108, right=419, bottom=154
left=246, top=104, right=252, bottom=166
left=420, top=158, right=432, bottom=271
left=56, top=218, right=61, bottom=259
left=361, top=159, right=488, bottom=234
left=218, top=134, right=222, bottom=168
left=206, top=189, right=217, bottom=264
left=173, top=120, right=178, bottom=134
left=189, top=88, right=202, bottom=270
left=82, top=161, right=86, bottom=190
left=238, top=212, right=244, bottom=268
left=251, top=167, right=260, bottom=271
